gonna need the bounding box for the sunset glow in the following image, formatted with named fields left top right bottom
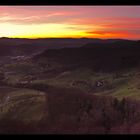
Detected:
left=0, top=6, right=139, bottom=39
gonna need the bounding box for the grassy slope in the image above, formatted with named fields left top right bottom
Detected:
left=3, top=60, right=140, bottom=100
left=1, top=45, right=140, bottom=126
left=0, top=87, right=47, bottom=122
left=31, top=68, right=140, bottom=100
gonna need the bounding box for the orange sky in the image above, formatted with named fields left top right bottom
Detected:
left=0, top=6, right=139, bottom=40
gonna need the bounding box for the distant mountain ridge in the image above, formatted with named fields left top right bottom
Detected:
left=0, top=37, right=139, bottom=57
left=33, top=39, right=140, bottom=73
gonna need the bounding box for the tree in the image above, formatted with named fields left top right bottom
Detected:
left=113, top=98, right=119, bottom=110
left=119, top=98, right=127, bottom=122
left=0, top=72, right=5, bottom=85
left=0, top=72, right=4, bottom=80
left=101, top=108, right=111, bottom=134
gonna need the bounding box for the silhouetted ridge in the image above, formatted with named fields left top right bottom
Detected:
left=34, top=41, right=140, bottom=72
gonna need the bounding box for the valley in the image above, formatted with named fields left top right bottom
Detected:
left=0, top=38, right=140, bottom=134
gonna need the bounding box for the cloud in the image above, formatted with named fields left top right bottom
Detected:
left=85, top=29, right=140, bottom=39
left=0, top=6, right=82, bottom=25
left=0, top=6, right=140, bottom=25
left=0, top=6, right=139, bottom=39
left=0, top=13, right=71, bottom=25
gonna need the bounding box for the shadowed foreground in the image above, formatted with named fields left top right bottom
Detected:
left=0, top=85, right=140, bottom=134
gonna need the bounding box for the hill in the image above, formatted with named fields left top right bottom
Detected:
left=2, top=40, right=140, bottom=100
left=0, top=37, right=139, bottom=57
left=1, top=38, right=140, bottom=134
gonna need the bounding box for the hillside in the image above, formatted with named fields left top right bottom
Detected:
left=2, top=41, right=140, bottom=99
left=0, top=37, right=139, bottom=57
left=1, top=38, right=140, bottom=133
left=0, top=37, right=96, bottom=57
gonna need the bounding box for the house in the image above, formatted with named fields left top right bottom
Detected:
left=96, top=81, right=104, bottom=87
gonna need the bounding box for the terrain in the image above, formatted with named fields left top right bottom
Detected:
left=0, top=38, right=140, bottom=134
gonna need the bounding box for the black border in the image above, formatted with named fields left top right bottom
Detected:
left=0, top=0, right=140, bottom=5
left=0, top=0, right=140, bottom=137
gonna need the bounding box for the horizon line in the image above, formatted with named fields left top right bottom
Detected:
left=0, top=37, right=139, bottom=41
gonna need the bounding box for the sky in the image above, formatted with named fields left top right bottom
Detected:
left=0, top=6, right=139, bottom=39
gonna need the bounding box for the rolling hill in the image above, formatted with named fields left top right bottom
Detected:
left=1, top=38, right=140, bottom=134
